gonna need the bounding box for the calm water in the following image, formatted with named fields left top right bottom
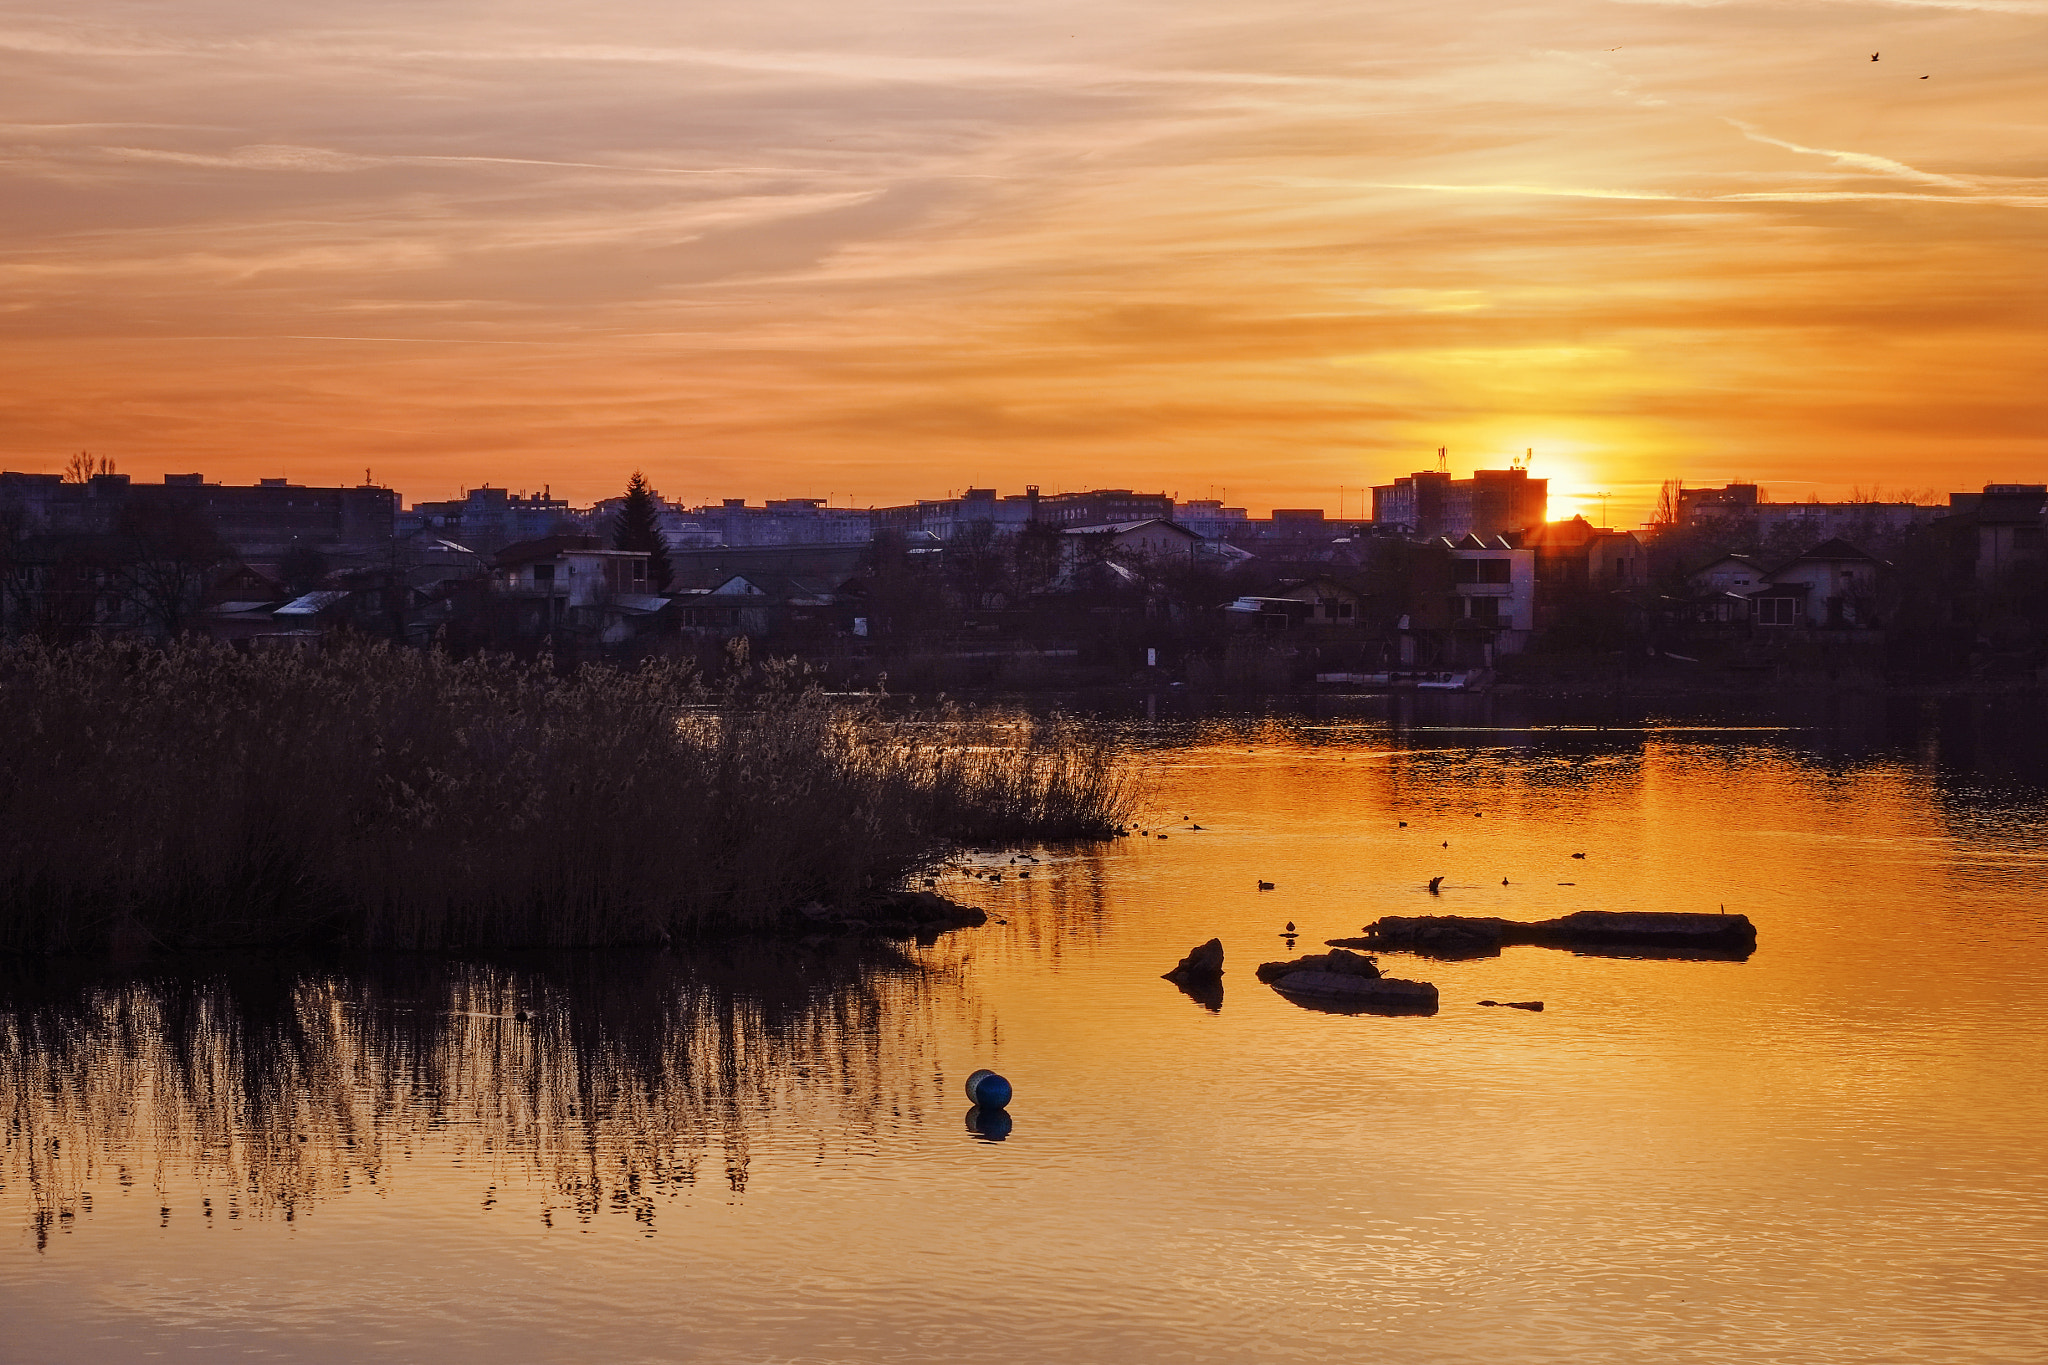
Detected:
left=6, top=696, right=2048, bottom=1363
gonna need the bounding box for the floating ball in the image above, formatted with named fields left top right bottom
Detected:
left=965, top=1068, right=1012, bottom=1109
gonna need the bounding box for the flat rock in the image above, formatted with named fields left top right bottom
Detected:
left=1545, top=911, right=1753, bottom=949
left=1255, top=948, right=1380, bottom=983
left=1346, top=910, right=1755, bottom=960
left=1270, top=973, right=1439, bottom=1014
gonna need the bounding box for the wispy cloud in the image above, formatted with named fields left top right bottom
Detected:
left=95, top=143, right=849, bottom=178
left=102, top=144, right=384, bottom=172
left=0, top=0, right=2042, bottom=517
left=1379, top=181, right=2048, bottom=208
left=1725, top=121, right=1985, bottom=192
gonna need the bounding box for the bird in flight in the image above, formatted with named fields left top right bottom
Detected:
left=1871, top=52, right=1880, bottom=61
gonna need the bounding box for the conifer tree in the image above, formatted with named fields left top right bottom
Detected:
left=613, top=470, right=673, bottom=590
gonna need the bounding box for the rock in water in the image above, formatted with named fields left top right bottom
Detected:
left=1255, top=948, right=1381, bottom=983
left=1341, top=910, right=1756, bottom=960
left=1271, top=973, right=1439, bottom=1014
left=1163, top=938, right=1225, bottom=983
left=1255, top=946, right=1434, bottom=1014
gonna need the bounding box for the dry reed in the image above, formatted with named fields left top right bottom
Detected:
left=0, top=638, right=1133, bottom=952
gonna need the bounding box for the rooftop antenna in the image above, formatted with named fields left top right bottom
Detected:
left=1594, top=491, right=1611, bottom=528
left=1437, top=447, right=1449, bottom=473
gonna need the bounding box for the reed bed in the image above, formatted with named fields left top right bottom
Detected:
left=0, top=638, right=1133, bottom=953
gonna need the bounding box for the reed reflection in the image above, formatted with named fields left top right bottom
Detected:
left=1, top=943, right=945, bottom=1248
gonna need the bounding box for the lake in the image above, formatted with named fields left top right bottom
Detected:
left=6, top=693, right=2047, bottom=1363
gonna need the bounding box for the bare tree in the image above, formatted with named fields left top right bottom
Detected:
left=62, top=452, right=116, bottom=483
left=111, top=500, right=227, bottom=636
left=945, top=519, right=1009, bottom=609
left=1652, top=479, right=1683, bottom=527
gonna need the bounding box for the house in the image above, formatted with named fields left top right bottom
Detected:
left=1267, top=575, right=1369, bottom=627
left=675, top=574, right=837, bottom=638
left=207, top=561, right=288, bottom=606
left=1224, top=595, right=1315, bottom=631
left=1443, top=535, right=1536, bottom=658
left=273, top=589, right=355, bottom=628
left=1675, top=552, right=1770, bottom=625
left=1060, top=519, right=1202, bottom=567
left=494, top=535, right=667, bottom=643
left=1519, top=516, right=1646, bottom=592
left=1763, top=538, right=1886, bottom=628
left=1688, top=553, right=1768, bottom=597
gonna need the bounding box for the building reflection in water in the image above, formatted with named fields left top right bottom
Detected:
left=1, top=942, right=946, bottom=1248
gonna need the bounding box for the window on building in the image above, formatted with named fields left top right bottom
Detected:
left=1480, top=559, right=1511, bottom=584
left=1757, top=596, right=1797, bottom=626
left=533, top=563, right=555, bottom=587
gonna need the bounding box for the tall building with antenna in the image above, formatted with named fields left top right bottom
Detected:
left=1370, top=455, right=1547, bottom=539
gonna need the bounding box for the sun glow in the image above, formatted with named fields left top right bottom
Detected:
left=0, top=0, right=2037, bottom=512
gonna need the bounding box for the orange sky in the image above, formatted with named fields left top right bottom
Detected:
left=1, top=1, right=2043, bottom=523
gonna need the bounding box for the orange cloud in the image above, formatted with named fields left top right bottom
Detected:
left=1, top=0, right=2042, bottom=521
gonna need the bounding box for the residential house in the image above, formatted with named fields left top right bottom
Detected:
left=1061, top=519, right=1202, bottom=567
left=1759, top=538, right=1886, bottom=628
left=1679, top=553, right=1769, bottom=625
left=1443, top=535, right=1537, bottom=661
left=495, top=535, right=669, bottom=643
left=1520, top=516, right=1645, bottom=591
left=675, top=573, right=837, bottom=638
left=1271, top=575, right=1369, bottom=627
left=1688, top=553, right=1769, bottom=596
left=1223, top=594, right=1315, bottom=632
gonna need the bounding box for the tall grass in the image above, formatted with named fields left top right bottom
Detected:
left=0, top=638, right=1133, bottom=952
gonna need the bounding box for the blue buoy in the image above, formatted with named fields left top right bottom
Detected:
left=965, top=1068, right=1012, bottom=1109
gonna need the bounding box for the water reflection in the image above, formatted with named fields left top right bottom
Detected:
left=1, top=943, right=946, bottom=1248
left=963, top=1106, right=1013, bottom=1142
left=6, top=699, right=2048, bottom=1365
left=1084, top=687, right=2048, bottom=795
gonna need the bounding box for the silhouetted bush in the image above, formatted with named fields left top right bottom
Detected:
left=0, top=638, right=1132, bottom=952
